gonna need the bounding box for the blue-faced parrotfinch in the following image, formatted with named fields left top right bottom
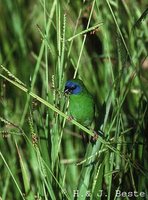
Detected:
left=64, top=79, right=98, bottom=142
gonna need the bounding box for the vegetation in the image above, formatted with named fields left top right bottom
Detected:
left=0, top=0, right=148, bottom=199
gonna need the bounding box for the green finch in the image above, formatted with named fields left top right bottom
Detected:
left=64, top=79, right=96, bottom=142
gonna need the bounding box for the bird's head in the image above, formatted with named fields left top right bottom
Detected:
left=64, top=79, right=84, bottom=95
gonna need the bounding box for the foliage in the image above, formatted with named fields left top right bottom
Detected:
left=0, top=0, right=148, bottom=199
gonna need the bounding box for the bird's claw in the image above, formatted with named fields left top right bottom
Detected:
left=67, top=116, right=73, bottom=121
left=90, top=131, right=99, bottom=144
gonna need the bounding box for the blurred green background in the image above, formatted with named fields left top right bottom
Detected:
left=0, top=0, right=148, bottom=199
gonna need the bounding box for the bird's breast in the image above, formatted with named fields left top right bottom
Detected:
left=69, top=94, right=95, bottom=126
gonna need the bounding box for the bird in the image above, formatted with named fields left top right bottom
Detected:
left=64, top=79, right=96, bottom=142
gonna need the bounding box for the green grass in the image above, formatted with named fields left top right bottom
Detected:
left=0, top=0, right=148, bottom=199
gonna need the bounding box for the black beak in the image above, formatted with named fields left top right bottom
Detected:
left=64, top=87, right=71, bottom=95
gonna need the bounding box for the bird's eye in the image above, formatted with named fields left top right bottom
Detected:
left=71, top=85, right=77, bottom=90
left=64, top=84, right=77, bottom=94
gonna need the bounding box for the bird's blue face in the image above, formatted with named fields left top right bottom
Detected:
left=64, top=80, right=82, bottom=95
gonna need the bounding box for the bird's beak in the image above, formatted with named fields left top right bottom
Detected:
left=64, top=87, right=71, bottom=95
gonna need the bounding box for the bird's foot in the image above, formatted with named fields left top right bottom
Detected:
left=90, top=130, right=104, bottom=144
left=91, top=131, right=98, bottom=141
left=67, top=116, right=73, bottom=122
left=90, top=131, right=99, bottom=144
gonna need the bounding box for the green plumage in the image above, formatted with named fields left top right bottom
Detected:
left=65, top=79, right=95, bottom=127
